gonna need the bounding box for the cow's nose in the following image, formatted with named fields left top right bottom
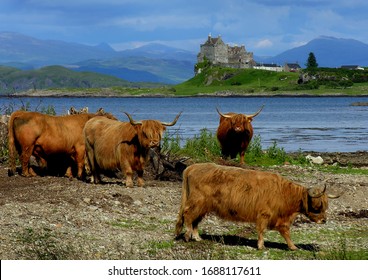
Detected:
left=317, top=219, right=326, bottom=224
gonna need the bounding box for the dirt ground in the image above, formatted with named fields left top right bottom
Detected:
left=0, top=152, right=367, bottom=260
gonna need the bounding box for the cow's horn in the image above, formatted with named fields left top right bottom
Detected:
left=308, top=184, right=327, bottom=198
left=327, top=192, right=342, bottom=199
left=216, top=107, right=232, bottom=118
left=124, top=112, right=142, bottom=125
left=161, top=111, right=182, bottom=126
left=245, top=105, right=264, bottom=118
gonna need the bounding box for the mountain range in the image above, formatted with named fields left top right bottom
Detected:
left=0, top=32, right=367, bottom=84
left=258, top=36, right=368, bottom=68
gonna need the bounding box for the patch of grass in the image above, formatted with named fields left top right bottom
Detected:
left=162, top=128, right=221, bottom=162
left=111, top=218, right=158, bottom=231
left=111, top=217, right=173, bottom=232
left=318, top=164, right=368, bottom=176
left=146, top=240, right=175, bottom=257
left=163, top=131, right=296, bottom=166
left=16, top=227, right=75, bottom=260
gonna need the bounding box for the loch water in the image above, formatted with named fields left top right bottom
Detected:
left=1, top=96, right=367, bottom=152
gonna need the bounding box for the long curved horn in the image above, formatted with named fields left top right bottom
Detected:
left=124, top=112, right=142, bottom=125
left=161, top=111, right=182, bottom=126
left=216, top=107, right=232, bottom=118
left=327, top=193, right=342, bottom=199
left=308, top=184, right=327, bottom=198
left=246, top=105, right=264, bottom=118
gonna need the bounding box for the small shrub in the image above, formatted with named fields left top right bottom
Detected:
left=246, top=135, right=263, bottom=158
left=182, top=128, right=221, bottom=161
left=266, top=141, right=287, bottom=163
left=39, top=105, right=56, bottom=115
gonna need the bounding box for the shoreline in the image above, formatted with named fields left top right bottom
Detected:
left=3, top=91, right=368, bottom=98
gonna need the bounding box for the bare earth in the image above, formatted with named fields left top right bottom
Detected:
left=0, top=152, right=367, bottom=260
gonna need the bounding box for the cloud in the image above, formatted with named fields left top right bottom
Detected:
left=110, top=14, right=210, bottom=32
left=254, top=39, right=273, bottom=48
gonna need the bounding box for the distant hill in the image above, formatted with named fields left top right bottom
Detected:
left=260, top=36, right=368, bottom=67
left=0, top=32, right=196, bottom=84
left=118, top=43, right=196, bottom=61
left=0, top=65, right=135, bottom=94
left=0, top=32, right=116, bottom=66
left=73, top=56, right=195, bottom=84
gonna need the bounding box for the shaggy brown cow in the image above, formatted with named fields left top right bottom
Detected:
left=84, top=112, right=181, bottom=187
left=175, top=163, right=339, bottom=250
left=216, top=106, right=263, bottom=164
left=8, top=110, right=116, bottom=178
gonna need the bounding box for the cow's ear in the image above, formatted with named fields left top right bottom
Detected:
left=121, top=124, right=139, bottom=142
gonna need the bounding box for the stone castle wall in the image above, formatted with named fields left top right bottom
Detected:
left=197, top=35, right=255, bottom=69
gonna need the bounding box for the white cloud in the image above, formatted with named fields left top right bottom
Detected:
left=254, top=39, right=273, bottom=48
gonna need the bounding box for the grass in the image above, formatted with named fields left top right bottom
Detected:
left=162, top=130, right=306, bottom=167
left=131, top=221, right=368, bottom=260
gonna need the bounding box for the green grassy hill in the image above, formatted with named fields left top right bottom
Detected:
left=173, top=66, right=368, bottom=96
left=0, top=65, right=161, bottom=94
left=175, top=68, right=299, bottom=95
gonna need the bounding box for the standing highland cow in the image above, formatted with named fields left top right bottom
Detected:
left=216, top=105, right=263, bottom=164
left=84, top=112, right=181, bottom=187
left=8, top=110, right=116, bottom=178
left=175, top=163, right=339, bottom=250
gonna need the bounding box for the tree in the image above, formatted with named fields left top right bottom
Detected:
left=306, top=52, right=318, bottom=72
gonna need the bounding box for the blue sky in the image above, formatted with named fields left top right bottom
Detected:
left=1, top=0, right=367, bottom=56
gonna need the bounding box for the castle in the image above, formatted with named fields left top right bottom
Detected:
left=197, top=34, right=256, bottom=69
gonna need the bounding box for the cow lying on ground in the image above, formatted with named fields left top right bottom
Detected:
left=175, top=163, right=339, bottom=250
left=216, top=106, right=263, bottom=164
left=8, top=110, right=116, bottom=178
left=83, top=111, right=181, bottom=187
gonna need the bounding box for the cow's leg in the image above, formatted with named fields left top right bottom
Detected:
left=85, top=145, right=100, bottom=184
left=91, top=164, right=101, bottom=184
left=239, top=150, right=245, bottom=164
left=75, top=151, right=85, bottom=179
left=277, top=225, right=297, bottom=250
left=65, top=166, right=73, bottom=178
left=137, top=170, right=144, bottom=187
left=256, top=213, right=270, bottom=250
left=191, top=217, right=203, bottom=241
left=121, top=161, right=134, bottom=187
left=183, top=201, right=205, bottom=242
left=125, top=171, right=134, bottom=188
left=20, top=147, right=36, bottom=176
left=220, top=146, right=231, bottom=160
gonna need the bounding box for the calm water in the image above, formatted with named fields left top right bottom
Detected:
left=1, top=96, right=368, bottom=152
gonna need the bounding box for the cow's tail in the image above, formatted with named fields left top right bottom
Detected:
left=7, top=113, right=17, bottom=176
left=175, top=167, right=190, bottom=237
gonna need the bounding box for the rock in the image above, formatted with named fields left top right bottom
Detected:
left=306, top=154, right=324, bottom=165
left=83, top=198, right=91, bottom=204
